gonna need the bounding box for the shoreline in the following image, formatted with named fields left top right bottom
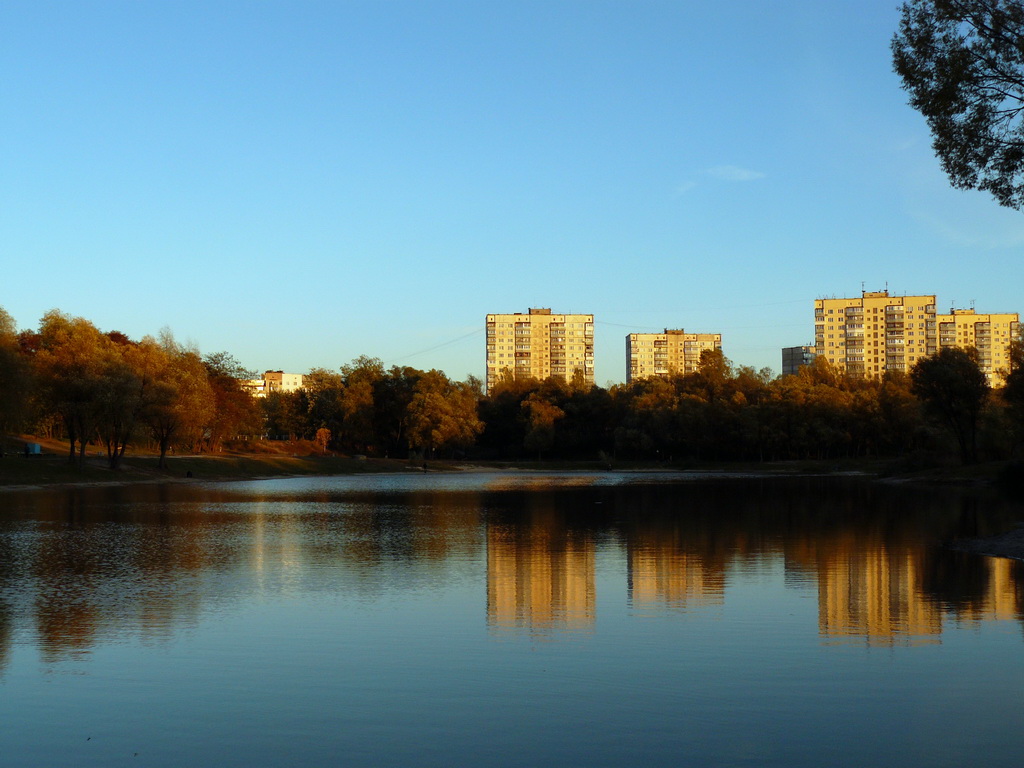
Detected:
left=949, top=526, right=1024, bottom=562
left=4, top=454, right=1023, bottom=561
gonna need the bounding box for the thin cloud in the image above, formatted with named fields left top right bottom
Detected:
left=705, top=165, right=765, bottom=182
left=674, top=180, right=698, bottom=195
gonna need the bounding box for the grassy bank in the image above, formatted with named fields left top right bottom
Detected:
left=0, top=435, right=416, bottom=490
left=1, top=434, right=1018, bottom=493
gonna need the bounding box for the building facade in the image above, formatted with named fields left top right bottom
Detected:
left=625, top=329, right=722, bottom=383
left=814, top=291, right=937, bottom=379
left=242, top=371, right=306, bottom=398
left=782, top=345, right=817, bottom=376
left=485, top=308, right=594, bottom=392
left=936, top=309, right=1019, bottom=386
left=264, top=371, right=305, bottom=394
left=815, top=291, right=1019, bottom=385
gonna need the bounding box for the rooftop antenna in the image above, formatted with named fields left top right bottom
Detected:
left=971, top=298, right=976, bottom=310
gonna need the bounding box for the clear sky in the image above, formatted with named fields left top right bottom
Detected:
left=3, top=1, right=1022, bottom=385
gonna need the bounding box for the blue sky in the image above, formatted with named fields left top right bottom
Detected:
left=3, top=1, right=1022, bottom=385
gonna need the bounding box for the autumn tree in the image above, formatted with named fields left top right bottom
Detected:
left=298, top=368, right=344, bottom=442
left=406, top=370, right=482, bottom=458
left=893, top=0, right=1024, bottom=209
left=911, top=346, right=990, bottom=463
left=35, top=311, right=110, bottom=465
left=203, top=352, right=262, bottom=450
left=0, top=307, right=31, bottom=435
left=373, top=366, right=424, bottom=458
left=522, top=392, right=565, bottom=459
left=144, top=333, right=214, bottom=468
left=340, top=356, right=385, bottom=454
left=93, top=334, right=156, bottom=469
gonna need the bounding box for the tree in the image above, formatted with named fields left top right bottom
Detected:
left=0, top=307, right=31, bottom=434
left=522, top=393, right=564, bottom=459
left=315, top=427, right=331, bottom=454
left=35, top=311, right=110, bottom=465
left=94, top=336, right=155, bottom=470
left=406, top=371, right=482, bottom=458
left=911, top=347, right=990, bottom=463
left=203, top=352, right=262, bottom=450
left=1003, top=330, right=1024, bottom=453
left=340, top=357, right=384, bottom=454
left=892, top=0, right=1024, bottom=209
left=144, top=334, right=214, bottom=468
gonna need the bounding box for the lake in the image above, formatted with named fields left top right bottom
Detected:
left=1, top=472, right=1022, bottom=767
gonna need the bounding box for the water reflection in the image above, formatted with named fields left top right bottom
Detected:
left=486, top=504, right=596, bottom=635
left=0, top=474, right=1022, bottom=666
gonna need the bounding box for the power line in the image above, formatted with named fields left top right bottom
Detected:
left=383, top=327, right=483, bottom=365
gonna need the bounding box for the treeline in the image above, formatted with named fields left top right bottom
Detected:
left=2, top=307, right=1023, bottom=468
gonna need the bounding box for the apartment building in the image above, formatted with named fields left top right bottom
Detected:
left=242, top=371, right=306, bottom=398
left=264, top=371, right=305, bottom=394
left=626, top=329, right=722, bottom=383
left=485, top=308, right=594, bottom=392
left=936, top=309, right=1019, bottom=386
left=814, top=291, right=937, bottom=378
left=781, top=345, right=817, bottom=376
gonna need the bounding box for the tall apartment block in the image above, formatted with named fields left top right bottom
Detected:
left=815, top=291, right=1019, bottom=385
left=782, top=345, right=817, bottom=376
left=936, top=309, right=1019, bottom=385
left=814, top=291, right=937, bottom=378
left=625, top=329, right=722, bottom=383
left=485, top=308, right=594, bottom=392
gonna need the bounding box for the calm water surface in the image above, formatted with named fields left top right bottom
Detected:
left=1, top=472, right=1023, bottom=767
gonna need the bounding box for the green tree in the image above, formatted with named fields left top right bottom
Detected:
left=911, top=346, right=990, bottom=463
left=893, top=0, right=1024, bottom=209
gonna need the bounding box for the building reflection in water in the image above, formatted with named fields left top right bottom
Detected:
left=815, top=546, right=942, bottom=646
left=627, top=545, right=725, bottom=612
left=0, top=477, right=1023, bottom=664
left=486, top=500, right=596, bottom=636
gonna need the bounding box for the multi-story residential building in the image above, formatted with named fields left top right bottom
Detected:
left=815, top=290, right=1019, bottom=384
left=814, top=291, right=937, bottom=378
left=263, top=371, right=305, bottom=394
left=625, top=329, right=722, bottom=383
left=485, top=308, right=594, bottom=392
left=936, top=308, right=1019, bottom=386
left=782, top=345, right=817, bottom=376
left=242, top=371, right=306, bottom=398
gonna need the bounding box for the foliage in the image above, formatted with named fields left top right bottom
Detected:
left=911, top=346, right=990, bottom=463
left=406, top=370, right=482, bottom=458
left=0, top=307, right=31, bottom=433
left=203, top=352, right=263, bottom=450
left=893, top=0, right=1024, bottom=209
left=4, top=307, right=1022, bottom=469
